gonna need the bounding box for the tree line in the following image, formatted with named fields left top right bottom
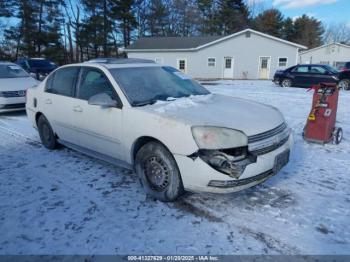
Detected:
left=0, top=0, right=347, bottom=64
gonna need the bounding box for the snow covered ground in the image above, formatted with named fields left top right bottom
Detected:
left=0, top=80, right=349, bottom=255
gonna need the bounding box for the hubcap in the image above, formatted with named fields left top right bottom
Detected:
left=283, top=80, right=290, bottom=87
left=144, top=156, right=170, bottom=191
left=339, top=80, right=349, bottom=90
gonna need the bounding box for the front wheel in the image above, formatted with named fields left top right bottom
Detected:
left=281, top=78, right=292, bottom=88
left=37, top=115, right=58, bottom=150
left=338, top=79, right=350, bottom=90
left=135, top=141, right=184, bottom=202
left=333, top=128, right=343, bottom=145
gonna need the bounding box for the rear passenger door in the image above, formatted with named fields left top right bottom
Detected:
left=72, top=67, right=125, bottom=161
left=43, top=66, right=81, bottom=144
left=309, top=65, right=337, bottom=86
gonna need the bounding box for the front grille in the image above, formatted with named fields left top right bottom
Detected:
left=0, top=90, right=26, bottom=98
left=250, top=136, right=289, bottom=155
left=2, top=103, right=25, bottom=109
left=248, top=122, right=287, bottom=143
left=248, top=122, right=290, bottom=154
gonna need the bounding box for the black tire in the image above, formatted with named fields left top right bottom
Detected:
left=281, top=78, right=292, bottom=88
left=135, top=141, right=184, bottom=202
left=334, top=128, right=343, bottom=145
left=37, top=115, right=58, bottom=150
left=338, top=79, right=350, bottom=90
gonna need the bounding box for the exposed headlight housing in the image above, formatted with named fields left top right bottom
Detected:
left=191, top=126, right=248, bottom=150
left=191, top=126, right=251, bottom=178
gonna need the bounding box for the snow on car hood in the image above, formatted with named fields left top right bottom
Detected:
left=0, top=77, right=38, bottom=91
left=147, top=94, right=285, bottom=137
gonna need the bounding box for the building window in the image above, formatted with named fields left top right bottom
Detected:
left=208, top=58, right=216, bottom=67
left=155, top=58, right=163, bottom=64
left=278, top=58, right=288, bottom=67
left=177, top=59, right=186, bottom=72
left=320, top=61, right=330, bottom=65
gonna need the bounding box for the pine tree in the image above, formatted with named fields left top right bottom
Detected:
left=169, top=0, right=199, bottom=36
left=111, top=0, right=138, bottom=47
left=146, top=0, right=171, bottom=36
left=293, top=15, right=324, bottom=48
left=282, top=17, right=295, bottom=41
left=252, top=8, right=284, bottom=38
left=215, top=0, right=250, bottom=35
left=197, top=0, right=217, bottom=35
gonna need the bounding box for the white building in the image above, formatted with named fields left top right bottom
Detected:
left=125, top=29, right=306, bottom=80
left=299, top=43, right=350, bottom=69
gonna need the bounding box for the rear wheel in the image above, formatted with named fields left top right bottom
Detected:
left=37, top=115, right=58, bottom=150
left=338, top=79, right=350, bottom=90
left=281, top=78, right=292, bottom=88
left=135, top=141, right=184, bottom=202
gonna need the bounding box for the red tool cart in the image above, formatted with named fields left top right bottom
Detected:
left=303, top=83, right=343, bottom=144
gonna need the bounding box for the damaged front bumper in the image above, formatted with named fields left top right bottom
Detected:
left=174, top=134, right=293, bottom=194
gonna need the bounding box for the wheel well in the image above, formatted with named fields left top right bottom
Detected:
left=131, top=136, right=169, bottom=164
left=35, top=112, right=44, bottom=125
left=35, top=112, right=59, bottom=139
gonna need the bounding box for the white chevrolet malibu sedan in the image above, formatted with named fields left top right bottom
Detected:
left=0, top=62, right=38, bottom=112
left=26, top=59, right=292, bottom=201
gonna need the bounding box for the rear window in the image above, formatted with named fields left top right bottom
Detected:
left=0, top=64, right=29, bottom=78
left=46, top=67, right=79, bottom=97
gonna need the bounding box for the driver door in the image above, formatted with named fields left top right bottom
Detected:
left=72, top=67, right=125, bottom=161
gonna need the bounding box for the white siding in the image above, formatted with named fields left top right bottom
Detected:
left=127, top=31, right=300, bottom=80
left=299, top=43, right=350, bottom=68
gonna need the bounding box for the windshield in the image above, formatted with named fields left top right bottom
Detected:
left=324, top=65, right=339, bottom=74
left=0, top=64, right=29, bottom=78
left=109, top=66, right=210, bottom=106
left=28, top=59, right=53, bottom=68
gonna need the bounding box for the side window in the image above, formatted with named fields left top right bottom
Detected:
left=292, top=66, right=309, bottom=73
left=278, top=58, right=287, bottom=67
left=78, top=68, right=116, bottom=101
left=310, top=66, right=327, bottom=74
left=46, top=67, right=79, bottom=97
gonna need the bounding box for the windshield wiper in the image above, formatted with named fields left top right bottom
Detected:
left=132, top=94, right=171, bottom=107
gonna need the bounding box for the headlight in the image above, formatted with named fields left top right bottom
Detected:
left=191, top=126, right=248, bottom=149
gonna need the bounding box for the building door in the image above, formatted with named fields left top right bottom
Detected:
left=223, top=57, right=234, bottom=79
left=259, top=57, right=271, bottom=79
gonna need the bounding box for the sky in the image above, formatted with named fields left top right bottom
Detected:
left=248, top=0, right=350, bottom=25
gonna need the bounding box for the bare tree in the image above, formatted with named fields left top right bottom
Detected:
left=323, top=22, right=350, bottom=45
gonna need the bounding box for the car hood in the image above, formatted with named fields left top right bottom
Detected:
left=0, top=77, right=38, bottom=91
left=144, top=94, right=285, bottom=137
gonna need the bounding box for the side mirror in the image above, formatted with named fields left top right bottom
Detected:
left=88, top=93, right=117, bottom=108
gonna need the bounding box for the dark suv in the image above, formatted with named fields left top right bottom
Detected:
left=339, top=62, right=350, bottom=72
left=16, top=58, right=57, bottom=80
left=273, top=64, right=340, bottom=88
left=339, top=69, right=350, bottom=90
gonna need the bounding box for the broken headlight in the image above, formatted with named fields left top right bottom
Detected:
left=191, top=126, right=248, bottom=150
left=197, top=147, right=256, bottom=179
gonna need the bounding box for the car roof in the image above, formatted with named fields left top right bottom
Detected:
left=297, top=64, right=331, bottom=67
left=85, top=58, right=155, bottom=64
left=78, top=58, right=160, bottom=69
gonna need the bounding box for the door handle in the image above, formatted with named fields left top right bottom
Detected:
left=45, top=99, right=52, bottom=105
left=73, top=105, right=83, bottom=112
